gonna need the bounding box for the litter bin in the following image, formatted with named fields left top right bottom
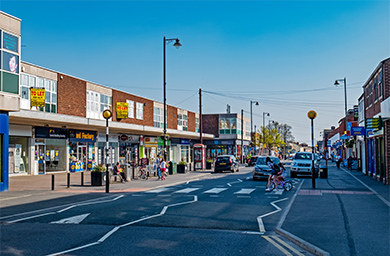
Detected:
left=319, top=165, right=328, bottom=179
left=121, top=163, right=131, bottom=181
left=169, top=161, right=177, bottom=175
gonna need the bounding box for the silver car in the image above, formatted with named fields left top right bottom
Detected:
left=290, top=152, right=319, bottom=178
left=252, top=156, right=280, bottom=180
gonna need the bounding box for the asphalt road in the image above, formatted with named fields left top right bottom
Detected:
left=0, top=166, right=314, bottom=256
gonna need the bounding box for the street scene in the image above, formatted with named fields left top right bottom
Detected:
left=0, top=1, right=389, bottom=256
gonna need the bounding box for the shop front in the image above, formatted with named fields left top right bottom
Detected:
left=118, top=134, right=140, bottom=164
left=9, top=124, right=32, bottom=175
left=69, top=129, right=97, bottom=172
left=170, top=138, right=190, bottom=163
left=0, top=113, right=9, bottom=191
left=97, top=132, right=118, bottom=168
left=204, top=139, right=236, bottom=159
left=34, top=126, right=68, bottom=174
left=143, top=136, right=158, bottom=165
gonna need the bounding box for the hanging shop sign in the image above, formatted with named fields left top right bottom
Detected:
left=180, top=139, right=190, bottom=145
left=116, top=102, right=129, bottom=119
left=351, top=126, right=365, bottom=136
left=35, top=127, right=67, bottom=139
left=30, top=88, right=45, bottom=107
left=69, top=130, right=97, bottom=143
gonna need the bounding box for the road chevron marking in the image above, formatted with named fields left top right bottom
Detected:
left=47, top=196, right=198, bottom=256
left=50, top=213, right=90, bottom=224
left=257, top=198, right=288, bottom=233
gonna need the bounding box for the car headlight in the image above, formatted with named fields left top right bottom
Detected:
left=291, top=161, right=297, bottom=167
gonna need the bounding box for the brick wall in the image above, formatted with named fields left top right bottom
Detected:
left=112, top=89, right=153, bottom=127
left=167, top=105, right=177, bottom=130
left=57, top=74, right=86, bottom=117
left=188, top=111, right=195, bottom=132
left=385, top=120, right=390, bottom=184
left=202, top=114, right=219, bottom=137
left=384, top=59, right=390, bottom=99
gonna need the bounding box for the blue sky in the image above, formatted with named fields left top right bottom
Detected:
left=1, top=0, right=389, bottom=144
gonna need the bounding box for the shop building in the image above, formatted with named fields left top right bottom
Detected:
left=202, top=113, right=251, bottom=160
left=0, top=11, right=21, bottom=191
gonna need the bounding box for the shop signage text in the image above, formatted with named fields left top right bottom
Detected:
left=35, top=127, right=67, bottom=139
left=69, top=130, right=97, bottom=142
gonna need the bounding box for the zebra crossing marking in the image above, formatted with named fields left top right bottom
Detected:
left=174, top=188, right=201, bottom=194
left=234, top=188, right=256, bottom=195
left=146, top=188, right=171, bottom=193
left=203, top=188, right=228, bottom=194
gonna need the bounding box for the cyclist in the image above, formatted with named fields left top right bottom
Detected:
left=265, top=157, right=278, bottom=192
left=276, top=163, right=287, bottom=184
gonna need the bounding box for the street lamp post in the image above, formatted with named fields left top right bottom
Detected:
left=262, top=112, right=270, bottom=155
left=308, top=110, right=317, bottom=189
left=102, top=109, right=112, bottom=193
left=163, top=36, right=181, bottom=160
left=334, top=77, right=347, bottom=159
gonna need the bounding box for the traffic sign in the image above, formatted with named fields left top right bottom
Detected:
left=365, top=118, right=382, bottom=130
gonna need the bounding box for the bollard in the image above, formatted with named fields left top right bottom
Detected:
left=52, top=174, right=55, bottom=190
left=67, top=173, right=70, bottom=188
left=81, top=172, right=84, bottom=186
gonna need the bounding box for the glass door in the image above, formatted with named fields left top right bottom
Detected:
left=36, top=144, right=46, bottom=174
left=77, top=145, right=87, bottom=170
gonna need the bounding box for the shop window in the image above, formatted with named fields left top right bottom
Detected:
left=9, top=137, right=29, bottom=174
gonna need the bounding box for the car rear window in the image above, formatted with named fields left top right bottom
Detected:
left=216, top=157, right=230, bottom=162
left=295, top=153, right=312, bottom=160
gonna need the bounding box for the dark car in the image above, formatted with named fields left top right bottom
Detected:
left=247, top=155, right=260, bottom=167
left=252, top=156, right=280, bottom=180
left=214, top=155, right=239, bottom=173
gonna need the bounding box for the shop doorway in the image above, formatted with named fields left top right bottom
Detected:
left=36, top=144, right=45, bottom=174
left=77, top=145, right=87, bottom=169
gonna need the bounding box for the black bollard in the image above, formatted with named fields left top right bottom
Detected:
left=81, top=172, right=84, bottom=186
left=52, top=174, right=55, bottom=190
left=67, top=173, right=70, bottom=188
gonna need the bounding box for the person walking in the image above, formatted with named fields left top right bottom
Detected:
left=155, top=154, right=162, bottom=180
left=160, top=158, right=167, bottom=180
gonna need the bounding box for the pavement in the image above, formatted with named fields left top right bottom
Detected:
left=1, top=162, right=389, bottom=256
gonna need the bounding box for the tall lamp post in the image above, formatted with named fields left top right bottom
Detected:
left=334, top=77, right=347, bottom=159
left=102, top=109, right=112, bottom=193
left=262, top=112, right=270, bottom=155
left=308, top=110, right=317, bottom=189
left=163, top=36, right=182, bottom=160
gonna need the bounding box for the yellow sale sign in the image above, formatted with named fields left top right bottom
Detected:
left=30, top=88, right=45, bottom=107
left=116, top=102, right=129, bottom=119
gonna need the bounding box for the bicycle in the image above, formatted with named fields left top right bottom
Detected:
left=268, top=178, right=293, bottom=191
left=137, top=166, right=148, bottom=180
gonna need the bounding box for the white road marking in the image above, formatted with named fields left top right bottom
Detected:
left=47, top=196, right=198, bottom=256
left=145, top=188, right=171, bottom=193
left=257, top=198, right=288, bottom=233
left=0, top=194, right=32, bottom=201
left=203, top=188, right=228, bottom=194
left=234, top=188, right=256, bottom=195
left=174, top=188, right=200, bottom=194
left=50, top=213, right=90, bottom=224
left=274, top=190, right=284, bottom=195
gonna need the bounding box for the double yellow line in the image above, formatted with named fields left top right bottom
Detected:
left=262, top=235, right=305, bottom=256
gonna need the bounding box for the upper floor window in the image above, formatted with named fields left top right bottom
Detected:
left=86, top=90, right=111, bottom=119
left=195, top=117, right=199, bottom=132
left=126, top=100, right=134, bottom=118
left=245, top=121, right=250, bottom=137
left=154, top=107, right=164, bottom=128
left=219, top=118, right=238, bottom=134
left=20, top=73, right=57, bottom=113
left=177, top=113, right=188, bottom=131
left=136, top=102, right=143, bottom=120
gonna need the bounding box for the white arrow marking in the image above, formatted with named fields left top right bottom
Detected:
left=51, top=213, right=90, bottom=224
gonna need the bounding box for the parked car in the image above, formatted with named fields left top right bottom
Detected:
left=247, top=155, right=260, bottom=167
left=290, top=152, right=319, bottom=178
left=252, top=156, right=280, bottom=180
left=214, top=155, right=239, bottom=173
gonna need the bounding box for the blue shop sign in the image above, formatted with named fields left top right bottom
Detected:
left=180, top=139, right=190, bottom=145
left=351, top=126, right=365, bottom=136
left=69, top=130, right=97, bottom=143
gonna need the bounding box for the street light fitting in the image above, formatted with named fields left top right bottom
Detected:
left=173, top=39, right=182, bottom=49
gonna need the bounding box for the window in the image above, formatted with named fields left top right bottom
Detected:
left=177, top=114, right=188, bottom=131
left=245, top=121, right=251, bottom=137
left=219, top=118, right=239, bottom=134
left=136, top=102, right=143, bottom=120
left=195, top=117, right=199, bottom=132
left=154, top=107, right=164, bottom=128
left=86, top=90, right=111, bottom=119
left=100, top=94, right=111, bottom=112
left=126, top=100, right=134, bottom=118
left=20, top=74, right=56, bottom=112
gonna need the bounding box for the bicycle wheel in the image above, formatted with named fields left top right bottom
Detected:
left=268, top=182, right=275, bottom=191
left=283, top=181, right=293, bottom=191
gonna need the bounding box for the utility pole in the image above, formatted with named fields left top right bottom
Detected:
left=199, top=88, right=203, bottom=145
left=241, top=109, right=244, bottom=164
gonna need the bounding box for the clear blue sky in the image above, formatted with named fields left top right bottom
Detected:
left=1, top=0, right=389, bottom=144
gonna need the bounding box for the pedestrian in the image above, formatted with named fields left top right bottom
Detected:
left=336, top=154, right=341, bottom=169
left=113, top=162, right=126, bottom=182
left=155, top=154, right=162, bottom=180
left=160, top=158, right=167, bottom=180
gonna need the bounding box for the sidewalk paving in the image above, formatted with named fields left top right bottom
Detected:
left=277, top=161, right=390, bottom=256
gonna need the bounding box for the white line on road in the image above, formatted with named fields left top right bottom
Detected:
left=50, top=213, right=90, bottom=224
left=234, top=188, right=256, bottom=195
left=0, top=194, right=32, bottom=201
left=174, top=188, right=200, bottom=193
left=203, top=188, right=228, bottom=194
left=257, top=198, right=288, bottom=233
left=145, top=188, right=171, bottom=193
left=47, top=196, right=198, bottom=256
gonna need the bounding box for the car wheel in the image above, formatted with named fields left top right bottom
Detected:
left=290, top=171, right=297, bottom=178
